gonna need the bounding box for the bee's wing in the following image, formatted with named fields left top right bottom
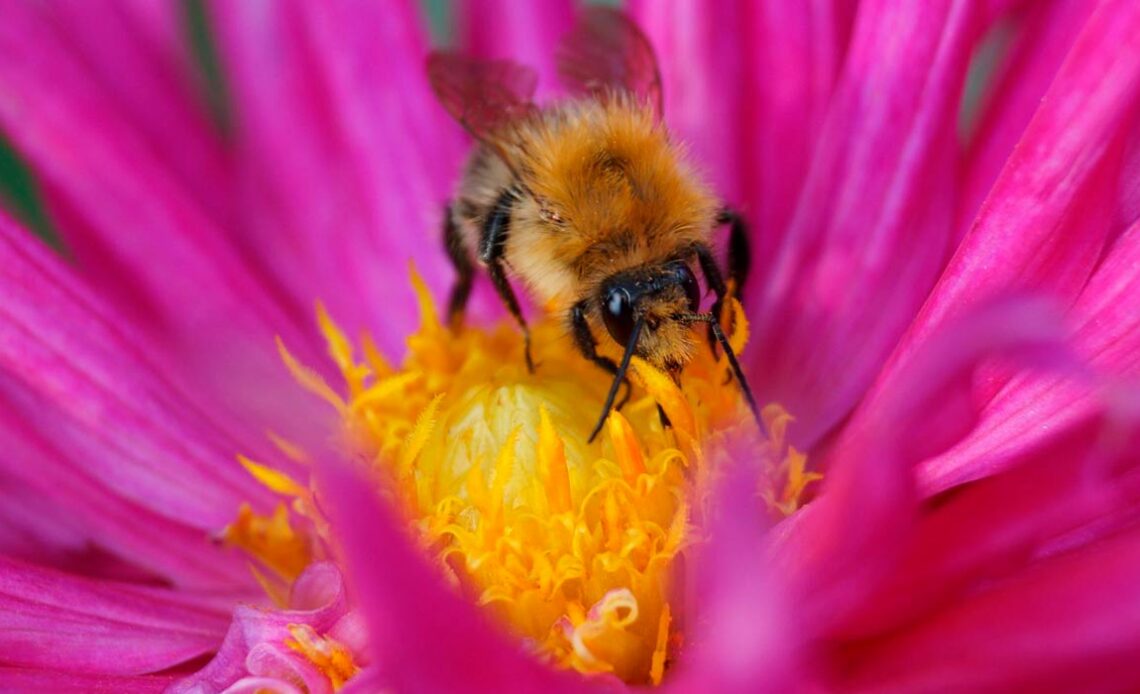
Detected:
left=556, top=7, right=663, bottom=118
left=427, top=52, right=539, bottom=148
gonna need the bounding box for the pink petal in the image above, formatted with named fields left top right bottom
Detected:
left=749, top=0, right=991, bottom=447
left=0, top=412, right=258, bottom=588
left=842, top=524, right=1140, bottom=691
left=833, top=412, right=1140, bottom=640
left=317, top=459, right=594, bottom=692
left=1119, top=117, right=1140, bottom=229
left=0, top=556, right=228, bottom=675
left=880, top=0, right=1140, bottom=396
left=30, top=1, right=232, bottom=224
left=455, top=0, right=574, bottom=99
left=0, top=4, right=325, bottom=441
left=0, top=475, right=155, bottom=582
left=172, top=562, right=353, bottom=694
left=921, top=215, right=1140, bottom=490
left=670, top=457, right=799, bottom=691
left=208, top=0, right=467, bottom=356
left=957, top=0, right=1095, bottom=239
left=0, top=215, right=278, bottom=587
left=780, top=297, right=1066, bottom=634
left=0, top=669, right=173, bottom=694
left=630, top=0, right=854, bottom=276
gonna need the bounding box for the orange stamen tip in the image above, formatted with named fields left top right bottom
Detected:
left=630, top=357, right=697, bottom=440
left=539, top=406, right=573, bottom=513
left=222, top=502, right=311, bottom=581
left=607, top=410, right=647, bottom=483
left=238, top=455, right=308, bottom=498
left=284, top=623, right=359, bottom=691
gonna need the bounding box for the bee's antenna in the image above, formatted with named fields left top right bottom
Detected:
left=708, top=318, right=765, bottom=435
left=588, top=316, right=646, bottom=443
left=681, top=311, right=766, bottom=436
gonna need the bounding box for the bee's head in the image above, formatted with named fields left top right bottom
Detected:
left=599, top=260, right=702, bottom=373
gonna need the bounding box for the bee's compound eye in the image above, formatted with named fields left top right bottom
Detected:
left=602, top=286, right=636, bottom=346
left=677, top=263, right=701, bottom=313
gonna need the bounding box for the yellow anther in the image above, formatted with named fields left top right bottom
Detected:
left=237, top=456, right=307, bottom=498
left=284, top=624, right=358, bottom=691
left=276, top=336, right=346, bottom=412
left=631, top=358, right=696, bottom=440
left=222, top=503, right=310, bottom=582
left=399, top=394, right=444, bottom=475
left=607, top=411, right=647, bottom=484
left=539, top=406, right=573, bottom=514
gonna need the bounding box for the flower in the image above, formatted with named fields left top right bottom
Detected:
left=2, top=0, right=1140, bottom=691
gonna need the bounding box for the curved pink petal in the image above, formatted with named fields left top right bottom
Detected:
left=0, top=2, right=302, bottom=337
left=318, top=459, right=597, bottom=692
left=833, top=411, right=1140, bottom=640
left=0, top=475, right=155, bottom=582
left=670, top=458, right=799, bottom=692
left=0, top=214, right=281, bottom=587
left=0, top=413, right=256, bottom=588
left=208, top=0, right=467, bottom=356
left=0, top=669, right=173, bottom=694
left=957, top=0, right=1095, bottom=238
left=921, top=215, right=1140, bottom=490
left=0, top=3, right=325, bottom=443
left=172, top=562, right=355, bottom=694
left=0, top=557, right=228, bottom=676
left=749, top=0, right=991, bottom=447
left=455, top=0, right=574, bottom=99
left=780, top=297, right=1066, bottom=634
left=30, top=1, right=232, bottom=224
left=842, top=523, right=1140, bottom=691
left=630, top=0, right=854, bottom=277
left=880, top=0, right=1140, bottom=391
left=1119, top=120, right=1140, bottom=229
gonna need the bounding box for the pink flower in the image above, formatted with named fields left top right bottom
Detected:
left=2, top=0, right=1139, bottom=691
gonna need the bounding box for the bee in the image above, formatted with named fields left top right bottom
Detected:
left=429, top=8, right=758, bottom=441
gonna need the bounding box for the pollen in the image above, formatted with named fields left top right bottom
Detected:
left=232, top=266, right=818, bottom=685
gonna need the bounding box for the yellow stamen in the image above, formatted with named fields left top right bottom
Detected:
left=222, top=502, right=311, bottom=582
left=237, top=456, right=307, bottom=498
left=276, top=337, right=346, bottom=412
left=229, top=265, right=820, bottom=685
left=630, top=358, right=696, bottom=440
left=266, top=431, right=310, bottom=465
left=607, top=411, right=647, bottom=484
left=538, top=407, right=572, bottom=514
left=284, top=623, right=359, bottom=690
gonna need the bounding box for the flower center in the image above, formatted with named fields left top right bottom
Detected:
left=227, top=267, right=819, bottom=685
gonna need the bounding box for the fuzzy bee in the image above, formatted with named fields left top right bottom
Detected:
left=429, top=8, right=758, bottom=440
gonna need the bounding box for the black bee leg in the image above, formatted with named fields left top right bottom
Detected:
left=443, top=205, right=474, bottom=331
left=571, top=301, right=631, bottom=411
left=489, top=260, right=534, bottom=372
left=480, top=190, right=534, bottom=372
left=695, top=242, right=729, bottom=357
left=716, top=208, right=752, bottom=298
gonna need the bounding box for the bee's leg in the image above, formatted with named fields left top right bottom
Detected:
left=443, top=205, right=474, bottom=331
left=716, top=208, right=752, bottom=298
left=489, top=260, right=534, bottom=372
left=570, top=301, right=632, bottom=411
left=695, top=242, right=729, bottom=356
left=480, top=190, right=534, bottom=372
